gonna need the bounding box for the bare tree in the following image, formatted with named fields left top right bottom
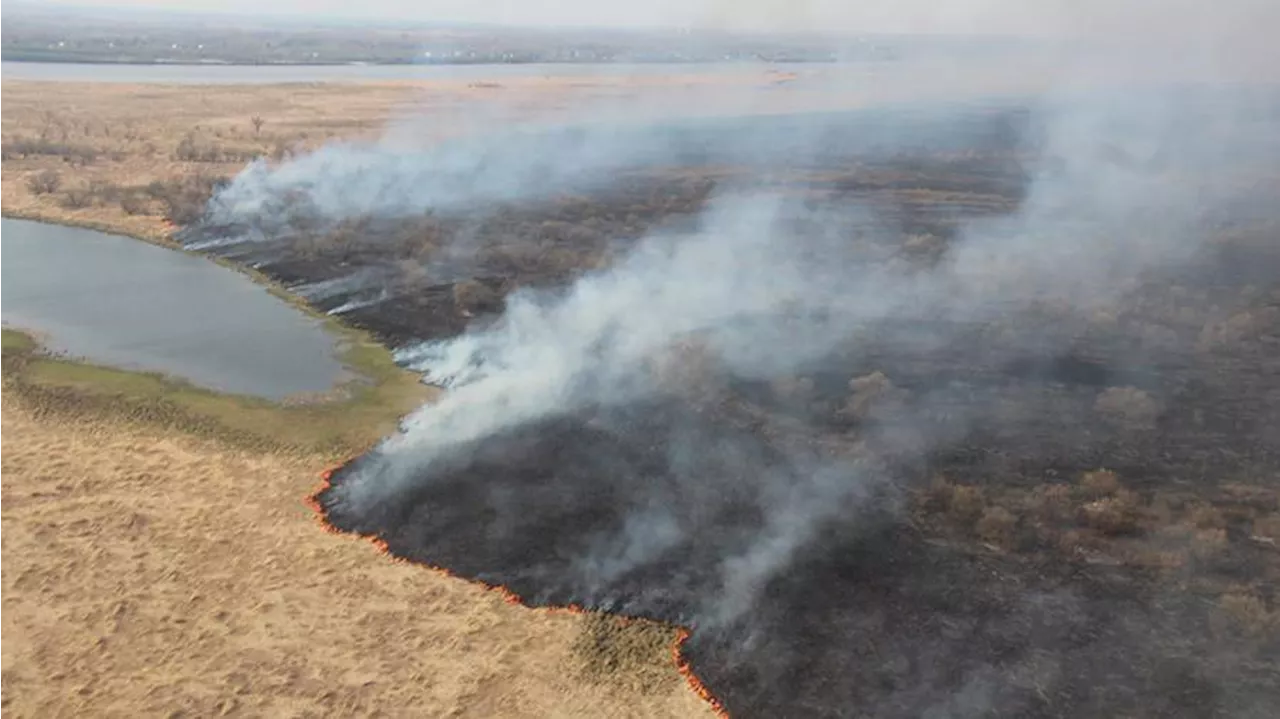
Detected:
left=120, top=193, right=150, bottom=216
left=60, top=186, right=94, bottom=209
left=251, top=115, right=265, bottom=137
left=26, top=169, right=62, bottom=195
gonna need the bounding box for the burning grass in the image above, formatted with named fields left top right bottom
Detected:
left=305, top=460, right=726, bottom=715
left=283, top=175, right=1280, bottom=716
left=0, top=396, right=712, bottom=718
left=11, top=73, right=1280, bottom=716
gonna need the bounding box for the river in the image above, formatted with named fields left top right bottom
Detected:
left=0, top=60, right=770, bottom=84
left=1, top=218, right=346, bottom=399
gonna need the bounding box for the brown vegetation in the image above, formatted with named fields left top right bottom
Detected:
left=1, top=72, right=842, bottom=244
left=0, top=396, right=710, bottom=718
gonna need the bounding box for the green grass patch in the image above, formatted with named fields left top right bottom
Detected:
left=1, top=328, right=38, bottom=353
left=2, top=326, right=433, bottom=456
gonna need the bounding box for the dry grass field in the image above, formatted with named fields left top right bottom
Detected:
left=0, top=72, right=788, bottom=243
left=0, top=394, right=712, bottom=718
left=0, top=75, right=746, bottom=717
left=0, top=63, right=1055, bottom=244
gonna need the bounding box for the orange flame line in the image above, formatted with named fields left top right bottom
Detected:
left=306, top=461, right=730, bottom=718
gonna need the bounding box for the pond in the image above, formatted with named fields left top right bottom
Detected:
left=1, top=218, right=347, bottom=399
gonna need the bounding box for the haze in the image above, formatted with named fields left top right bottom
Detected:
left=19, top=0, right=1280, bottom=40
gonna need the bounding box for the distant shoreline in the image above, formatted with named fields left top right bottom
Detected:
left=0, top=56, right=838, bottom=67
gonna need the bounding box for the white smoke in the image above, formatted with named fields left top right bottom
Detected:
left=206, top=2, right=1279, bottom=622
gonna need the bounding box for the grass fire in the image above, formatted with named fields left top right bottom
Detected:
left=233, top=78, right=1280, bottom=717
left=5, top=2, right=1280, bottom=717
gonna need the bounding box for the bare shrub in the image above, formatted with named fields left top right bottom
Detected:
left=1032, top=483, right=1073, bottom=520
left=5, top=137, right=98, bottom=164
left=1080, top=489, right=1141, bottom=536
left=1197, top=309, right=1279, bottom=350
left=271, top=140, right=294, bottom=162
left=174, top=134, right=200, bottom=162
left=26, top=169, right=62, bottom=195
left=1126, top=547, right=1187, bottom=570
left=452, top=280, right=502, bottom=315
left=391, top=259, right=429, bottom=288
left=1094, top=387, right=1160, bottom=430
left=174, top=134, right=246, bottom=163
left=1251, top=513, right=1280, bottom=544
left=59, top=186, right=94, bottom=209
left=87, top=179, right=121, bottom=203
left=1190, top=528, right=1228, bottom=559
left=946, top=484, right=985, bottom=524
left=1189, top=504, right=1227, bottom=530
left=839, top=371, right=903, bottom=423
left=976, top=507, right=1017, bottom=546
left=1078, top=469, right=1121, bottom=498
left=145, top=173, right=227, bottom=225
left=119, top=193, right=151, bottom=216
left=1215, top=589, right=1277, bottom=635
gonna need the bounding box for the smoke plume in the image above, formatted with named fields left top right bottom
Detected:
left=196, top=3, right=1280, bottom=716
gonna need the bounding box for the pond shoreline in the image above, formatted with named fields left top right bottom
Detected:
left=1, top=209, right=405, bottom=394
left=0, top=212, right=431, bottom=453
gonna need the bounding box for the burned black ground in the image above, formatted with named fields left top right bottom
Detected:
left=186, top=101, right=1280, bottom=717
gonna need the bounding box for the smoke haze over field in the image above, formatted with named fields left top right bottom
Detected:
left=32, top=0, right=1280, bottom=41
left=209, top=0, right=1279, bottom=606
left=189, top=2, right=1280, bottom=715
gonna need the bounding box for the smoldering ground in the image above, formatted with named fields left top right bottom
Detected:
left=188, top=5, right=1280, bottom=717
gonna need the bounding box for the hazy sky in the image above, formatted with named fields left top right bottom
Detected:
left=17, top=0, right=1280, bottom=44
left=0, top=1, right=1213, bottom=34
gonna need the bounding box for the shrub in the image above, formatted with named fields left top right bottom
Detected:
left=1216, top=590, right=1276, bottom=635
left=1189, top=504, right=1227, bottom=530
left=1079, top=469, right=1121, bottom=498
left=59, top=187, right=94, bottom=209
left=1080, top=489, right=1141, bottom=535
left=1190, top=528, right=1228, bottom=559
left=452, top=279, right=502, bottom=314
left=393, top=259, right=430, bottom=290
left=120, top=193, right=150, bottom=216
left=145, top=173, right=227, bottom=225
left=1032, top=483, right=1073, bottom=520
left=88, top=178, right=121, bottom=203
left=1251, top=513, right=1280, bottom=543
left=947, top=484, right=985, bottom=523
left=26, top=169, right=62, bottom=195
left=976, top=507, right=1017, bottom=546
left=840, top=371, right=900, bottom=422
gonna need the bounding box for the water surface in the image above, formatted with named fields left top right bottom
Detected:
left=0, top=61, right=764, bottom=84
left=1, top=218, right=346, bottom=399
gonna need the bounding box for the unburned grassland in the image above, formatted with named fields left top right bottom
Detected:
left=0, top=393, right=710, bottom=718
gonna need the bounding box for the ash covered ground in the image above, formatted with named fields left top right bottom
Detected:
left=183, top=89, right=1280, bottom=717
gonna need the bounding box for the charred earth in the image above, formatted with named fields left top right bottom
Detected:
left=183, top=101, right=1280, bottom=717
